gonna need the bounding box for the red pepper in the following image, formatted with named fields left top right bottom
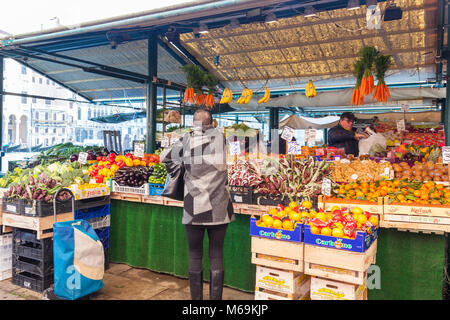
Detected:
left=125, top=153, right=133, bottom=158
left=102, top=156, right=107, bottom=162
left=107, top=153, right=116, bottom=162
left=310, top=218, right=328, bottom=228
left=117, top=161, right=126, bottom=168
left=97, top=156, right=102, bottom=161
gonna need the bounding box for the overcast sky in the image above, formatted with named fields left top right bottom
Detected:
left=1, top=0, right=194, bottom=35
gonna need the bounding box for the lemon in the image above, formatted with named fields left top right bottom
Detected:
left=352, top=207, right=363, bottom=215
left=310, top=225, right=320, bottom=234
left=289, top=201, right=298, bottom=209
left=302, top=200, right=313, bottom=209
left=369, top=216, right=379, bottom=226
left=282, top=219, right=294, bottom=230
left=316, top=212, right=328, bottom=222
left=273, top=219, right=283, bottom=229
left=332, top=228, right=344, bottom=237
left=321, top=227, right=332, bottom=236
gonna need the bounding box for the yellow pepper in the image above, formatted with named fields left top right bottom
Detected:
left=111, top=164, right=119, bottom=173
left=125, top=158, right=134, bottom=167
left=133, top=159, right=141, bottom=166
left=140, top=160, right=147, bottom=166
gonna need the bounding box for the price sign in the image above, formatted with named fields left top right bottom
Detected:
left=134, top=142, right=145, bottom=158
left=442, top=146, right=450, bottom=164
left=305, top=129, right=317, bottom=143
left=281, top=126, right=295, bottom=142
left=78, top=152, right=88, bottom=164
left=396, top=119, right=405, bottom=132
left=229, top=141, right=241, bottom=155
left=380, top=167, right=390, bottom=179
left=321, top=178, right=331, bottom=197
left=161, top=136, right=170, bottom=147
left=401, top=104, right=410, bottom=112
left=287, top=141, right=302, bottom=155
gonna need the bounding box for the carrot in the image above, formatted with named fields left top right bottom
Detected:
left=385, top=84, right=391, bottom=99
left=371, top=85, right=377, bottom=102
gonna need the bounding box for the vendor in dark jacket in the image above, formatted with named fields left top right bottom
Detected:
left=328, top=112, right=366, bottom=156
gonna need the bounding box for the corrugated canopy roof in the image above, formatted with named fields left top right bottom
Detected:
left=180, top=0, right=439, bottom=92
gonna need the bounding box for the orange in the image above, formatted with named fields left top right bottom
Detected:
left=289, top=212, right=301, bottom=222
left=356, top=214, right=367, bottom=225
left=330, top=206, right=340, bottom=213
left=259, top=221, right=267, bottom=228
left=262, top=215, right=274, bottom=227
left=352, top=207, right=363, bottom=215
left=282, top=219, right=294, bottom=230
left=379, top=189, right=388, bottom=196
left=355, top=190, right=364, bottom=198
left=273, top=219, right=283, bottom=229
left=316, top=212, right=328, bottom=222
left=301, top=212, right=311, bottom=219
left=310, top=225, right=320, bottom=235
left=361, top=182, right=369, bottom=189
left=302, top=200, right=313, bottom=209
left=430, top=200, right=441, bottom=205
left=413, top=190, right=421, bottom=197
left=344, top=184, right=352, bottom=191
left=284, top=207, right=292, bottom=213
left=321, top=227, right=332, bottom=236
left=332, top=228, right=344, bottom=237
left=393, top=180, right=401, bottom=187
left=420, top=193, right=429, bottom=201
left=368, top=216, right=379, bottom=226
left=436, top=184, right=444, bottom=190
left=379, top=181, right=388, bottom=187
left=268, top=208, right=278, bottom=216
left=289, top=201, right=298, bottom=209
left=277, top=210, right=286, bottom=219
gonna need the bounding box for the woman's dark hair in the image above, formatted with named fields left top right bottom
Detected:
left=193, top=108, right=212, bottom=125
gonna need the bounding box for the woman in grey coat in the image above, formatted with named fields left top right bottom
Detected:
left=161, top=108, right=234, bottom=300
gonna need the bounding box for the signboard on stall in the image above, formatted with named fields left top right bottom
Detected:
left=287, top=141, right=302, bottom=155
left=229, top=141, right=241, bottom=155
left=281, top=126, right=295, bottom=142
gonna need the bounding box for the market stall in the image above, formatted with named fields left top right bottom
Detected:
left=0, top=0, right=449, bottom=301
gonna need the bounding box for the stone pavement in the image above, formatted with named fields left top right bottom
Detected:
left=0, top=263, right=255, bottom=300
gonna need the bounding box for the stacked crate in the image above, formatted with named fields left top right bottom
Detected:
left=0, top=233, right=12, bottom=280
left=250, top=217, right=310, bottom=300
left=303, top=224, right=378, bottom=300
left=74, top=200, right=111, bottom=270
left=12, top=228, right=54, bottom=292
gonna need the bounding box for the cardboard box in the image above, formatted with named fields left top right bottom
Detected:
left=70, top=184, right=110, bottom=200
left=250, top=217, right=302, bottom=243
left=255, top=265, right=310, bottom=295
left=310, top=276, right=366, bottom=300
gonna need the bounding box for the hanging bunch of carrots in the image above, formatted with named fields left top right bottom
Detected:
left=181, top=64, right=217, bottom=110
left=351, top=46, right=391, bottom=106
left=372, top=54, right=392, bottom=103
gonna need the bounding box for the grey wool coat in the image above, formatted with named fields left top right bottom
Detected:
left=161, top=125, right=235, bottom=225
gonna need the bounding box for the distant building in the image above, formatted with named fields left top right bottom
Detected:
left=2, top=59, right=146, bottom=150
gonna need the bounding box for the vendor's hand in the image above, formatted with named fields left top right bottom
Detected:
left=354, top=133, right=367, bottom=140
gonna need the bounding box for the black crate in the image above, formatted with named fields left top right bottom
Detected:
left=13, top=228, right=48, bottom=246
left=20, top=198, right=73, bottom=217
left=229, top=185, right=253, bottom=204
left=2, top=197, right=21, bottom=214
left=13, top=254, right=53, bottom=277
left=252, top=194, right=289, bottom=207
left=13, top=240, right=53, bottom=262
left=75, top=195, right=110, bottom=211
left=12, top=268, right=53, bottom=293
left=104, top=248, right=110, bottom=271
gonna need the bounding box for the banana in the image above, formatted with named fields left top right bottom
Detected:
left=236, top=88, right=248, bottom=104
left=220, top=87, right=233, bottom=104
left=258, top=86, right=270, bottom=104
left=243, top=88, right=253, bottom=104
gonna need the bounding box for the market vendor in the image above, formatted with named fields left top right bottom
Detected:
left=328, top=112, right=366, bottom=156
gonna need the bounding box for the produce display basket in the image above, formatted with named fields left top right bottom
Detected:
left=229, top=185, right=253, bottom=204
left=111, top=180, right=149, bottom=196
left=20, top=198, right=73, bottom=217
left=149, top=183, right=165, bottom=196
left=2, top=198, right=21, bottom=214
left=74, top=204, right=110, bottom=220
left=250, top=216, right=303, bottom=243
left=303, top=224, right=378, bottom=253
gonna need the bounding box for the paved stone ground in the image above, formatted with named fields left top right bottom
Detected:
left=0, top=263, right=255, bottom=300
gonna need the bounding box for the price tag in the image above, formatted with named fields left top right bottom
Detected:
left=287, top=141, right=302, bottom=155
left=396, top=119, right=405, bottom=132
left=229, top=141, right=241, bottom=155
left=305, top=129, right=317, bottom=143
left=442, top=146, right=450, bottom=164
left=134, top=142, right=145, bottom=158
left=351, top=174, right=358, bottom=180
left=78, top=152, right=88, bottom=164
left=401, top=104, right=410, bottom=112
left=281, top=126, right=295, bottom=142
left=161, top=136, right=169, bottom=147
left=322, top=178, right=331, bottom=197
left=380, top=167, right=390, bottom=178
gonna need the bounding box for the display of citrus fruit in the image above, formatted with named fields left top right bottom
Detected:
left=330, top=205, right=340, bottom=213
left=316, top=212, right=328, bottom=222
left=282, top=219, right=294, bottom=230
left=369, top=216, right=379, bottom=226
left=356, top=214, right=368, bottom=225
left=268, top=208, right=278, bottom=216
left=262, top=215, right=274, bottom=227
left=289, top=201, right=298, bottom=209
left=352, top=207, right=363, bottom=215
left=310, top=225, right=320, bottom=234
left=302, top=200, right=313, bottom=209
left=273, top=219, right=283, bottom=229
left=289, top=212, right=301, bottom=222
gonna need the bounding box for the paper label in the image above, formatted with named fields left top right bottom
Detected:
left=134, top=142, right=145, bottom=158
left=287, top=141, right=302, bottom=155
left=305, top=129, right=317, bottom=142
left=161, top=136, right=169, bottom=147
left=234, top=195, right=243, bottom=203
left=401, top=104, right=410, bottom=112
left=322, top=178, right=331, bottom=197
left=442, top=146, right=450, bottom=164
left=78, top=152, right=88, bottom=164
left=396, top=120, right=405, bottom=132
left=6, top=204, right=16, bottom=213
left=229, top=141, right=241, bottom=155
left=281, top=126, right=295, bottom=142
left=351, top=174, right=358, bottom=180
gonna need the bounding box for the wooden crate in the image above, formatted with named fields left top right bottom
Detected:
left=310, top=276, right=367, bottom=300
left=383, top=199, right=450, bottom=218
left=241, top=204, right=270, bottom=216
left=319, top=195, right=383, bottom=214
left=110, top=192, right=143, bottom=203
left=255, top=287, right=310, bottom=300
left=380, top=215, right=449, bottom=234
left=2, top=211, right=73, bottom=239
left=142, top=195, right=165, bottom=205
left=255, top=265, right=310, bottom=295
left=251, top=237, right=304, bottom=272
left=304, top=240, right=377, bottom=285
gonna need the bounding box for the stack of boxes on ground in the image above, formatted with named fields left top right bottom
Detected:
left=0, top=183, right=110, bottom=294
left=251, top=203, right=378, bottom=300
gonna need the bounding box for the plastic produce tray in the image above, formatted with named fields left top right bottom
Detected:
left=12, top=268, right=53, bottom=293
left=13, top=254, right=53, bottom=277
left=230, top=185, right=253, bottom=204
left=94, top=227, right=110, bottom=249
left=149, top=183, right=165, bottom=196
left=2, top=198, right=21, bottom=214
left=21, top=198, right=73, bottom=217
left=74, top=196, right=110, bottom=211
left=74, top=204, right=110, bottom=220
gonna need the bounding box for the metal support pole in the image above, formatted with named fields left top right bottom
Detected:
left=146, top=33, right=158, bottom=154
left=0, top=56, right=3, bottom=172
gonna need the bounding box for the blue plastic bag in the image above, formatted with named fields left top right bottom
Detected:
left=53, top=219, right=104, bottom=300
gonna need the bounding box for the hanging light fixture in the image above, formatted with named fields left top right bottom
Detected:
left=304, top=6, right=317, bottom=17
left=265, top=12, right=277, bottom=23
left=347, top=0, right=360, bottom=11
left=198, top=22, right=209, bottom=34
